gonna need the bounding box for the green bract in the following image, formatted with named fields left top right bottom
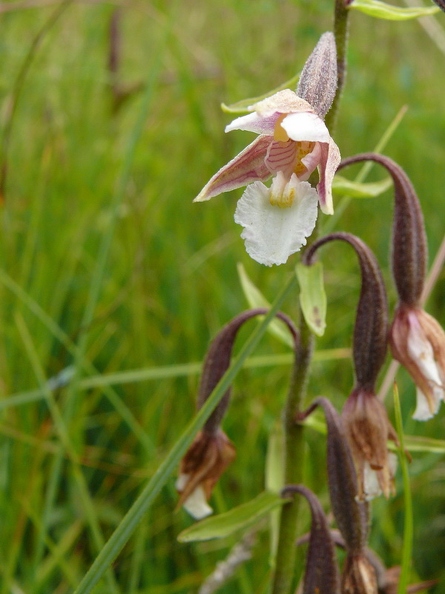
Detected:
left=349, top=0, right=440, bottom=20
left=177, top=491, right=286, bottom=542
left=296, top=261, right=327, bottom=337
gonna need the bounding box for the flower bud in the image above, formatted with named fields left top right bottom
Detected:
left=342, top=553, right=378, bottom=594
left=297, top=32, right=338, bottom=119
left=176, top=429, right=236, bottom=519
left=342, top=388, right=399, bottom=500
left=389, top=304, right=445, bottom=420
left=281, top=484, right=341, bottom=594
left=177, top=308, right=298, bottom=518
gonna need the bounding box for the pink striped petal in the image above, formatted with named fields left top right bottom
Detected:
left=264, top=139, right=297, bottom=177
left=316, top=138, right=341, bottom=215
left=194, top=135, right=271, bottom=202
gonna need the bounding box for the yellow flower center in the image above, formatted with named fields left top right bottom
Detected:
left=273, top=114, right=289, bottom=142
left=294, top=141, right=316, bottom=177
left=269, top=186, right=296, bottom=208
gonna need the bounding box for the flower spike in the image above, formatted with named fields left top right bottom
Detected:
left=339, top=153, right=445, bottom=420
left=194, top=34, right=340, bottom=266
left=177, top=309, right=298, bottom=518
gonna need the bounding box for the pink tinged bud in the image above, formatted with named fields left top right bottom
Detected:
left=296, top=31, right=338, bottom=119
left=342, top=388, right=399, bottom=501
left=281, top=484, right=341, bottom=594
left=342, top=553, right=378, bottom=594
left=389, top=304, right=445, bottom=420
left=338, top=153, right=427, bottom=307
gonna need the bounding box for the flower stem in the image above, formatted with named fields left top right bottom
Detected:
left=326, top=0, right=350, bottom=132
left=271, top=316, right=314, bottom=594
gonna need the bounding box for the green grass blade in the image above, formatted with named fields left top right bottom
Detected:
left=393, top=384, right=413, bottom=594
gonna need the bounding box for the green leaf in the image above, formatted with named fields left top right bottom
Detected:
left=178, top=491, right=286, bottom=542
left=349, top=0, right=439, bottom=20
left=333, top=175, right=392, bottom=199
left=237, top=263, right=295, bottom=348
left=295, top=262, right=327, bottom=337
left=221, top=74, right=300, bottom=114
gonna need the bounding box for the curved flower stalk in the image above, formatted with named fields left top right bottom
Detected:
left=297, top=397, right=378, bottom=593
left=194, top=33, right=340, bottom=266
left=176, top=308, right=298, bottom=519
left=339, top=153, right=445, bottom=420
left=303, top=233, right=399, bottom=500
left=281, top=483, right=341, bottom=594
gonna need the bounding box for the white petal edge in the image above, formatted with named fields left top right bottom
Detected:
left=412, top=386, right=443, bottom=421
left=225, top=112, right=278, bottom=136
left=362, top=453, right=397, bottom=501
left=234, top=174, right=318, bottom=266
left=176, top=474, right=213, bottom=520
left=407, top=316, right=445, bottom=419
left=280, top=111, right=330, bottom=143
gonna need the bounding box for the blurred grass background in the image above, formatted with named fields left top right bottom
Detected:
left=1, top=0, right=445, bottom=592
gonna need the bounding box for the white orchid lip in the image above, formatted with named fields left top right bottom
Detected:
left=234, top=173, right=318, bottom=266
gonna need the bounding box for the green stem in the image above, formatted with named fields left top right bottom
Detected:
left=325, top=0, right=350, bottom=132
left=270, top=316, right=314, bottom=594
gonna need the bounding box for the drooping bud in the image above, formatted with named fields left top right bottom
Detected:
left=302, top=232, right=388, bottom=391
left=297, top=397, right=367, bottom=554
left=338, top=153, right=427, bottom=308
left=342, top=387, right=399, bottom=500
left=177, top=309, right=298, bottom=518
left=389, top=304, right=445, bottom=420
left=302, top=233, right=399, bottom=498
left=297, top=32, right=338, bottom=119
left=281, top=484, right=341, bottom=594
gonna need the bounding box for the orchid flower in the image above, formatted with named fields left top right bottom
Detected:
left=194, top=33, right=340, bottom=266
left=194, top=90, right=340, bottom=266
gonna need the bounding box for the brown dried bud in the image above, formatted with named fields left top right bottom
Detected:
left=338, top=153, right=427, bottom=308
left=282, top=484, right=341, bottom=594
left=342, top=388, right=399, bottom=501
left=342, top=553, right=378, bottom=594
left=297, top=32, right=338, bottom=119
left=176, top=429, right=236, bottom=519
left=389, top=303, right=445, bottom=420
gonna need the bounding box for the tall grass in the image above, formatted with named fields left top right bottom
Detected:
left=1, top=0, right=445, bottom=592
